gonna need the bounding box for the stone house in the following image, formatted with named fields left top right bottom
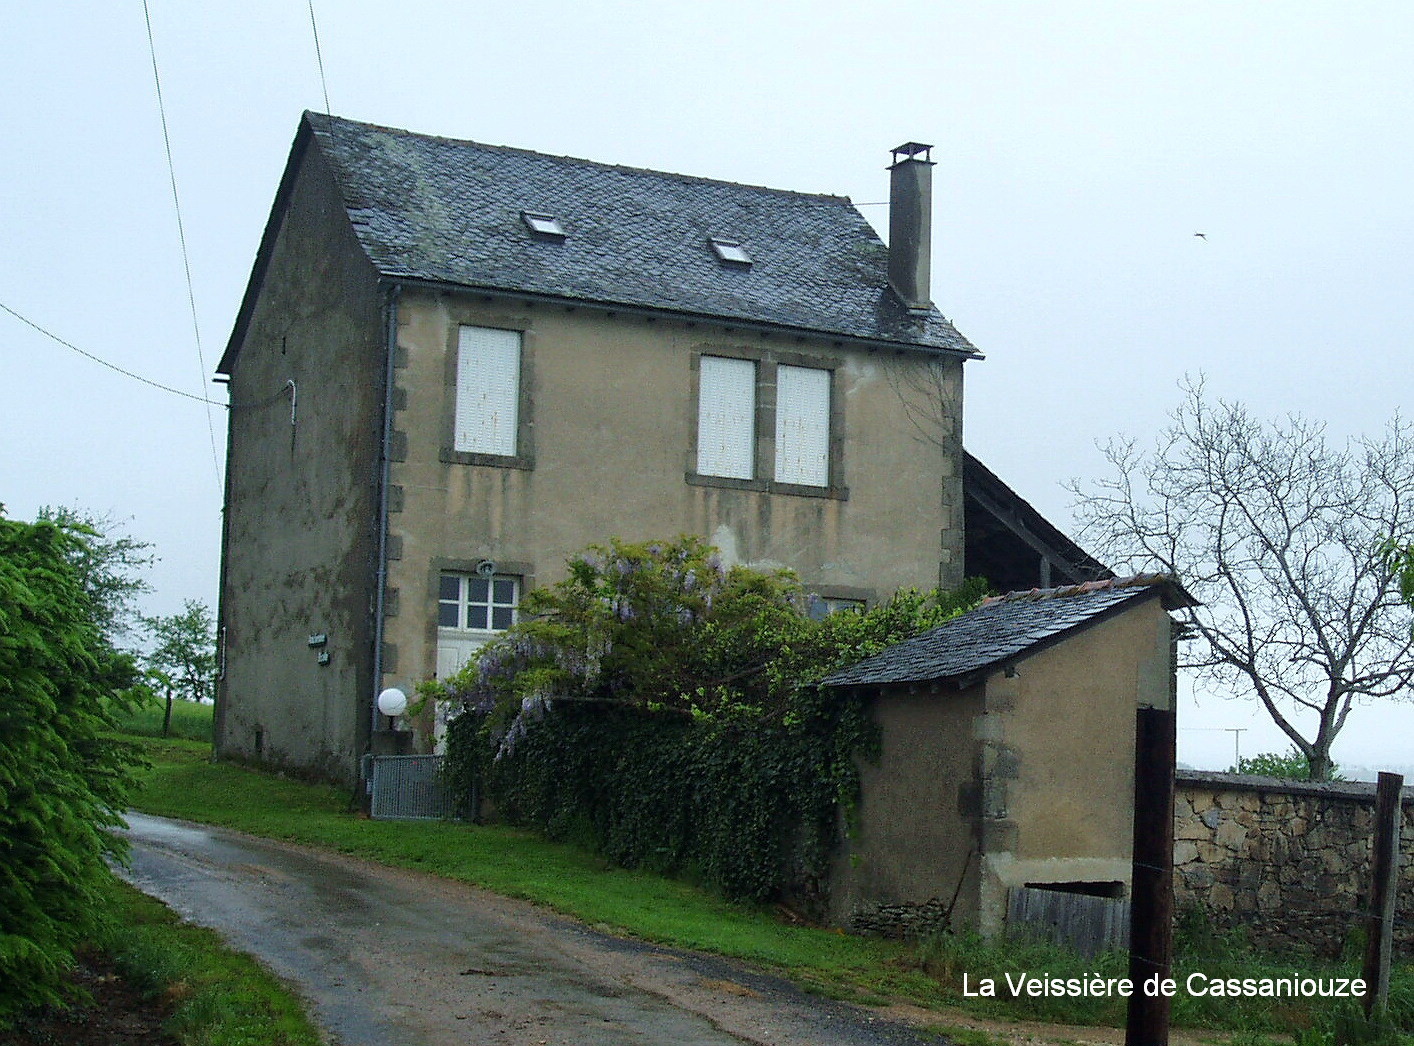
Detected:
left=821, top=574, right=1191, bottom=936
left=213, top=112, right=1104, bottom=785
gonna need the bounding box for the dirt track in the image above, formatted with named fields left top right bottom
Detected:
left=119, top=813, right=942, bottom=1046
left=120, top=814, right=1242, bottom=1046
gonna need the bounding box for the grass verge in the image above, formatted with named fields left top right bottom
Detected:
left=113, top=697, right=214, bottom=743
left=127, top=735, right=1412, bottom=1043
left=98, top=875, right=323, bottom=1046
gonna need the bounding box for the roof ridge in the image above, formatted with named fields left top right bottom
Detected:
left=981, top=572, right=1175, bottom=605
left=306, top=111, right=859, bottom=208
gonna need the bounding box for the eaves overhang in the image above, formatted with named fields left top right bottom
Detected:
left=377, top=274, right=984, bottom=362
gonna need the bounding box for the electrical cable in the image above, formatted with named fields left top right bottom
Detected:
left=1, top=299, right=290, bottom=411
left=308, top=0, right=332, bottom=114
left=141, top=0, right=222, bottom=488
left=3, top=299, right=217, bottom=404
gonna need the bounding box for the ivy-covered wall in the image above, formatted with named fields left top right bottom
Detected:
left=446, top=695, right=871, bottom=910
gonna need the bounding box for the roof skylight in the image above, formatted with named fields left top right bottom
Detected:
left=709, top=237, right=752, bottom=266
left=522, top=212, right=567, bottom=240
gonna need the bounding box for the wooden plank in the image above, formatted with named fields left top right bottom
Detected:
left=1007, top=887, right=1130, bottom=959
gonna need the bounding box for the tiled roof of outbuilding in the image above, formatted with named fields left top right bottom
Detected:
left=821, top=575, right=1192, bottom=689
left=299, top=112, right=978, bottom=356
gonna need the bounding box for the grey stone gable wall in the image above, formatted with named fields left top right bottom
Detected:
left=304, top=112, right=976, bottom=355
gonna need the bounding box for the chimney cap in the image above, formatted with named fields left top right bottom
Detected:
left=890, top=142, right=934, bottom=167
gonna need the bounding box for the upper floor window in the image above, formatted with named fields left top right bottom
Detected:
left=775, top=365, right=831, bottom=487
left=691, top=354, right=840, bottom=495
left=696, top=356, right=756, bottom=480
left=438, top=572, right=520, bottom=632
left=454, top=326, right=521, bottom=457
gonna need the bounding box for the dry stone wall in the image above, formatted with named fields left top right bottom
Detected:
left=1173, top=771, right=1414, bottom=956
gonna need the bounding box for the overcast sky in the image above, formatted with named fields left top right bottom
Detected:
left=3, top=2, right=1411, bottom=773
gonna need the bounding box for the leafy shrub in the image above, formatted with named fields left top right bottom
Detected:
left=0, top=512, right=144, bottom=1025
left=427, top=535, right=986, bottom=906
left=1231, top=747, right=1343, bottom=781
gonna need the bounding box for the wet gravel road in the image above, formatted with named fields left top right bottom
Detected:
left=120, top=814, right=943, bottom=1046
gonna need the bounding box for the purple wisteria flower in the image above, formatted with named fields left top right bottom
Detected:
left=495, top=693, right=553, bottom=762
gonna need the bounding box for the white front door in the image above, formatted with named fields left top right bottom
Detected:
left=432, top=632, right=492, bottom=754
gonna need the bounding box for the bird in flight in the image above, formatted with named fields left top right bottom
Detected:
left=1194, top=232, right=1207, bottom=240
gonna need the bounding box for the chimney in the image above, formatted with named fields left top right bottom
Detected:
left=887, top=142, right=934, bottom=312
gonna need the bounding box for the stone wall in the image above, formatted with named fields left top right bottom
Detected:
left=1174, top=771, right=1414, bottom=956
left=848, top=898, right=955, bottom=939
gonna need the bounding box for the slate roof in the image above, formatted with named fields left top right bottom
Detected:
left=292, top=112, right=977, bottom=356
left=821, top=575, right=1191, bottom=690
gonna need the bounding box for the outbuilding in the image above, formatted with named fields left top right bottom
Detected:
left=822, top=574, right=1193, bottom=939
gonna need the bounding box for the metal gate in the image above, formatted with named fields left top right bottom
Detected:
left=366, top=754, right=455, bottom=820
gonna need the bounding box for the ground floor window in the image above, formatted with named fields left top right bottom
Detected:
left=438, top=573, right=520, bottom=632
left=806, top=594, right=866, bottom=621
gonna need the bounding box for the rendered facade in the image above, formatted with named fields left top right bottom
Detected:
left=215, top=115, right=1085, bottom=783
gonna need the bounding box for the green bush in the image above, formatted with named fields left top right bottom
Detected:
left=0, top=512, right=144, bottom=1025
left=448, top=688, right=869, bottom=904
left=429, top=535, right=986, bottom=906
left=1231, top=747, right=1343, bottom=781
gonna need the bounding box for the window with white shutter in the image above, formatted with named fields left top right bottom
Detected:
left=454, top=326, right=521, bottom=456
left=696, top=356, right=756, bottom=479
left=774, top=365, right=831, bottom=487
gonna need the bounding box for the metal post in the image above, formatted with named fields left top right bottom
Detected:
left=1362, top=772, right=1403, bottom=1017
left=1225, top=727, right=1246, bottom=769
left=1126, top=706, right=1176, bottom=1046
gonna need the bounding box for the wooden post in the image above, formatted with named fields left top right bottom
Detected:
left=1126, top=706, right=1176, bottom=1046
left=1362, top=772, right=1403, bottom=1017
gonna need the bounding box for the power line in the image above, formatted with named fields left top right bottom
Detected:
left=1, top=299, right=220, bottom=405
left=141, top=0, right=222, bottom=489
left=2, top=299, right=294, bottom=412
left=308, top=0, right=332, bottom=114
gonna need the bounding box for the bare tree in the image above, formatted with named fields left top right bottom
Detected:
left=1070, top=381, right=1414, bottom=780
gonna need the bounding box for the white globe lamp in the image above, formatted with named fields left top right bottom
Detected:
left=377, top=687, right=408, bottom=722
